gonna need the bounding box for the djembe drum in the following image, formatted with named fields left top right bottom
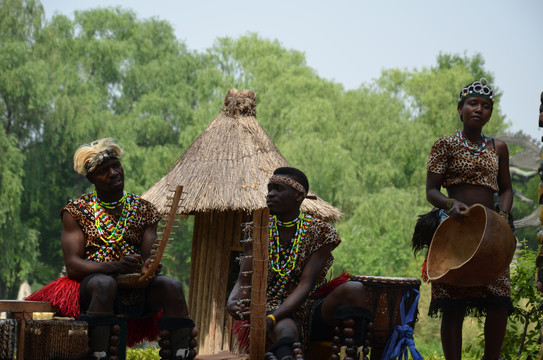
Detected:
left=350, top=275, right=421, bottom=360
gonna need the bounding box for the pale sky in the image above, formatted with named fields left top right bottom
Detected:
left=41, top=0, right=543, bottom=139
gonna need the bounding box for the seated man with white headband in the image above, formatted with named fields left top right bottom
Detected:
left=227, top=167, right=373, bottom=360
left=28, top=138, right=196, bottom=360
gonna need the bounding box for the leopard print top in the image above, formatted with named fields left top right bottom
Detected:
left=61, top=193, right=161, bottom=262
left=427, top=135, right=499, bottom=192
left=243, top=215, right=341, bottom=347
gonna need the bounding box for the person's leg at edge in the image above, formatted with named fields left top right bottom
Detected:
left=320, top=280, right=372, bottom=357
left=146, top=275, right=189, bottom=317
left=267, top=319, right=299, bottom=360
left=147, top=275, right=196, bottom=359
left=85, top=274, right=118, bottom=313
left=441, top=309, right=465, bottom=360
left=80, top=274, right=119, bottom=360
left=320, top=281, right=366, bottom=324
left=483, top=306, right=508, bottom=360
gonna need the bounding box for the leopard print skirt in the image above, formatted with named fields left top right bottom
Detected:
left=428, top=269, right=513, bottom=317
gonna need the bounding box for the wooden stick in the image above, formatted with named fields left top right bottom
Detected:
left=250, top=208, right=269, bottom=360
left=138, top=185, right=183, bottom=283
left=116, top=185, right=183, bottom=288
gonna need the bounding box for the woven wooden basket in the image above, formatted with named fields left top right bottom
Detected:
left=24, top=320, right=88, bottom=360
left=0, top=319, right=16, bottom=360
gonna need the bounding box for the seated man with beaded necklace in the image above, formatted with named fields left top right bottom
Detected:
left=30, top=138, right=196, bottom=360
left=227, top=167, right=373, bottom=360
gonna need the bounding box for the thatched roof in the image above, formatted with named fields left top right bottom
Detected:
left=143, top=89, right=342, bottom=222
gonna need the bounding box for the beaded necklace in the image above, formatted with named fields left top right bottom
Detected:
left=98, top=192, right=127, bottom=209
left=84, top=190, right=139, bottom=262
left=267, top=212, right=311, bottom=299
left=456, top=130, right=487, bottom=156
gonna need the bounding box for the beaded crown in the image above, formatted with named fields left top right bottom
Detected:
left=459, top=78, right=494, bottom=103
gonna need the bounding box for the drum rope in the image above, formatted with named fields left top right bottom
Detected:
left=381, top=289, right=423, bottom=360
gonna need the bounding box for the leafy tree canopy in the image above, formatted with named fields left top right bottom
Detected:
left=0, top=2, right=535, bottom=301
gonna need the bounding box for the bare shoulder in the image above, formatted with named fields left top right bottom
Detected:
left=62, top=210, right=78, bottom=229
left=492, top=138, right=509, bottom=156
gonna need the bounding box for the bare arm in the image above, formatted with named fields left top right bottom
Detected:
left=426, top=171, right=467, bottom=219
left=139, top=221, right=161, bottom=278
left=61, top=211, right=142, bottom=281
left=226, top=239, right=253, bottom=319
left=270, top=243, right=335, bottom=322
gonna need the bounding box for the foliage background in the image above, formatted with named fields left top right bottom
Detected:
left=1, top=0, right=541, bottom=357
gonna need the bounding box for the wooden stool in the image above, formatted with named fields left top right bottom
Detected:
left=0, top=300, right=57, bottom=360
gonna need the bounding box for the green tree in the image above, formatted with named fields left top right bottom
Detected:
left=0, top=0, right=45, bottom=297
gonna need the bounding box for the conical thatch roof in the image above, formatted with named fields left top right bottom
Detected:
left=143, top=89, right=342, bottom=222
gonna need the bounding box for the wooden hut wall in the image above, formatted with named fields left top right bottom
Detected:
left=189, top=211, right=248, bottom=355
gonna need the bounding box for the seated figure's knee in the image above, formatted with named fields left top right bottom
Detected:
left=87, top=274, right=118, bottom=300
left=337, top=281, right=365, bottom=303
left=153, top=276, right=185, bottom=298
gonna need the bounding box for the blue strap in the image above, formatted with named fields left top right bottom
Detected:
left=381, top=289, right=423, bottom=360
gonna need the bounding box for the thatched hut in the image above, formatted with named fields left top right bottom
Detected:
left=143, top=89, right=342, bottom=355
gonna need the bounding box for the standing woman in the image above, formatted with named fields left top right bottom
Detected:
left=425, top=79, right=514, bottom=360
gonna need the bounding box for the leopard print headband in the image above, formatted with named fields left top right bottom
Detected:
left=269, top=175, right=317, bottom=200
left=85, top=148, right=118, bottom=174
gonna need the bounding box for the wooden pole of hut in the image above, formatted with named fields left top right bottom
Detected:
left=250, top=208, right=269, bottom=359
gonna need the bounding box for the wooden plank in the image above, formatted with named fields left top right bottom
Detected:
left=229, top=211, right=244, bottom=251
left=208, top=211, right=226, bottom=353
left=215, top=211, right=235, bottom=353
left=0, top=301, right=56, bottom=313
left=200, top=211, right=217, bottom=354
left=188, top=213, right=202, bottom=314
left=193, top=213, right=211, bottom=351
left=222, top=211, right=240, bottom=352
left=249, top=208, right=269, bottom=360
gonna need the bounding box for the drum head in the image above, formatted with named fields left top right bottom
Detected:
left=427, top=204, right=516, bottom=286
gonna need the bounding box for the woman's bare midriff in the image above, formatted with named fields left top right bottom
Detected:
left=447, top=183, right=495, bottom=209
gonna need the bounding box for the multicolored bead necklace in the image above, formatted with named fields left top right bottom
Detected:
left=84, top=190, right=139, bottom=262
left=456, top=130, right=487, bottom=156
left=267, top=212, right=311, bottom=299
left=97, top=192, right=127, bottom=209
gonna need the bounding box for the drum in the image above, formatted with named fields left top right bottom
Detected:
left=427, top=203, right=516, bottom=286
left=0, top=319, right=16, bottom=360
left=350, top=276, right=420, bottom=352
left=24, top=320, right=88, bottom=360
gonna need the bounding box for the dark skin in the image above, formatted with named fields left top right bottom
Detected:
left=426, top=96, right=513, bottom=360
left=61, top=157, right=188, bottom=317
left=226, top=177, right=365, bottom=347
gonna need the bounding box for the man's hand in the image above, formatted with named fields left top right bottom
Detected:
left=226, top=298, right=250, bottom=320
left=117, top=255, right=142, bottom=274
left=140, top=258, right=162, bottom=281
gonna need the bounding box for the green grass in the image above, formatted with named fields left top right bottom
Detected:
left=127, top=346, right=160, bottom=360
